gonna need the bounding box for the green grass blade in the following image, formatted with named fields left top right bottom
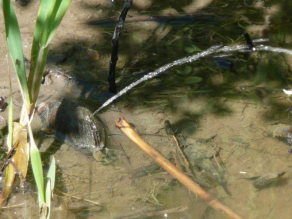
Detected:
left=8, top=90, right=13, bottom=151
left=46, top=0, right=72, bottom=45
left=2, top=0, right=30, bottom=107
left=28, top=46, right=50, bottom=108
left=30, top=144, right=45, bottom=205
left=27, top=0, right=71, bottom=112
left=30, top=0, right=52, bottom=64
left=45, top=156, right=55, bottom=219
left=45, top=178, right=51, bottom=219
left=7, top=57, right=13, bottom=151
left=27, top=0, right=52, bottom=110
left=46, top=157, right=56, bottom=199
left=40, top=0, right=57, bottom=46
left=29, top=123, right=45, bottom=206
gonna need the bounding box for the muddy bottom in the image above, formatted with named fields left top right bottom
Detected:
left=3, top=89, right=292, bottom=219
left=1, top=0, right=292, bottom=219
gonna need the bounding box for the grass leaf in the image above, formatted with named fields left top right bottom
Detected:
left=30, top=143, right=45, bottom=205
left=47, top=157, right=56, bottom=198
left=27, top=0, right=71, bottom=113
left=45, top=178, right=51, bottom=219
left=2, top=0, right=30, bottom=107
left=7, top=56, right=13, bottom=151
left=29, top=132, right=45, bottom=205
left=46, top=0, right=72, bottom=45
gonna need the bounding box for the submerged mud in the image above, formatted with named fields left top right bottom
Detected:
left=2, top=0, right=292, bottom=218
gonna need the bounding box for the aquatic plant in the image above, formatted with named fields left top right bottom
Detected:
left=1, top=0, right=71, bottom=217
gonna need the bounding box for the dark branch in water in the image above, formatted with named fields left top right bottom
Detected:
left=244, top=32, right=255, bottom=51
left=108, top=0, right=133, bottom=93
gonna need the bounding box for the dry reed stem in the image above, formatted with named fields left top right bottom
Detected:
left=116, top=117, right=243, bottom=219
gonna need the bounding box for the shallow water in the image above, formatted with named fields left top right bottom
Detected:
left=1, top=0, right=292, bottom=218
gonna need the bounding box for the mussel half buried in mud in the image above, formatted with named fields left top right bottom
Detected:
left=36, top=99, right=106, bottom=160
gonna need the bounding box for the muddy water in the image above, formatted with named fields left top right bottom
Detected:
left=1, top=0, right=292, bottom=218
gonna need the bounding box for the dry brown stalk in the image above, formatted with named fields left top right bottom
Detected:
left=116, top=117, right=243, bottom=219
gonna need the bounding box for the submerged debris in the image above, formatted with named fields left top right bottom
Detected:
left=0, top=97, right=7, bottom=113
left=269, top=124, right=292, bottom=145
left=253, top=172, right=286, bottom=190
left=131, top=162, right=162, bottom=179
left=37, top=99, right=106, bottom=160
left=244, top=32, right=256, bottom=51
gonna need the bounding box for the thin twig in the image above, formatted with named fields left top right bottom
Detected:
left=172, top=135, right=192, bottom=176
left=171, top=151, right=182, bottom=171
left=1, top=202, right=26, bottom=209
left=118, top=143, right=132, bottom=168
left=55, top=189, right=103, bottom=206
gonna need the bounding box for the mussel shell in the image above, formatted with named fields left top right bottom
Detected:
left=87, top=49, right=100, bottom=60
left=37, top=99, right=105, bottom=154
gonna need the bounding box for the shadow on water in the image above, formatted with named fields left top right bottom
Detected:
left=54, top=100, right=80, bottom=144
left=41, top=2, right=292, bottom=132
left=14, top=0, right=32, bottom=7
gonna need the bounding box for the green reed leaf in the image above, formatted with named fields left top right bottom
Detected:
left=28, top=0, right=72, bottom=113
left=46, top=157, right=56, bottom=199
left=45, top=178, right=51, bottom=219
left=2, top=0, right=30, bottom=107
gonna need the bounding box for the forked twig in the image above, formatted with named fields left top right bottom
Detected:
left=116, top=117, right=243, bottom=219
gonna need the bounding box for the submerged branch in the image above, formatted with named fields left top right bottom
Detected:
left=108, top=0, right=133, bottom=93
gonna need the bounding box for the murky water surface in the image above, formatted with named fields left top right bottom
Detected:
left=1, top=0, right=292, bottom=218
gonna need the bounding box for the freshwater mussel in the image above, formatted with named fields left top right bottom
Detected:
left=37, top=99, right=106, bottom=160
